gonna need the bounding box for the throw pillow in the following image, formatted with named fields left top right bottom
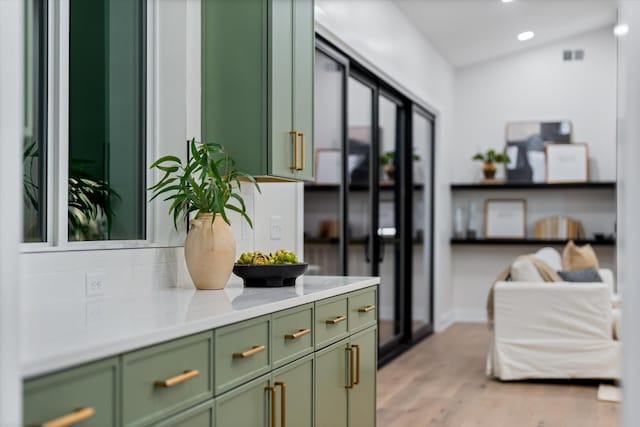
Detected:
left=562, top=240, right=600, bottom=272
left=511, top=256, right=544, bottom=282
left=533, top=247, right=563, bottom=271
left=558, top=268, right=603, bottom=283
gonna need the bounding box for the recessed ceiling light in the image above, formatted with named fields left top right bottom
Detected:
left=614, top=24, right=629, bottom=37
left=502, top=0, right=514, bottom=3
left=518, top=31, right=535, bottom=41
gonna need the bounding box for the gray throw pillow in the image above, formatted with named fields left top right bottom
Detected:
left=558, top=268, right=603, bottom=283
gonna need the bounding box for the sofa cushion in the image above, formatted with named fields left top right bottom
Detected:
left=558, top=268, right=603, bottom=283
left=533, top=247, right=563, bottom=271
left=563, top=241, right=600, bottom=271
left=511, top=257, right=544, bottom=282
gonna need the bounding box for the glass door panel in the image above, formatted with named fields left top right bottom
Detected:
left=304, top=49, right=345, bottom=275
left=411, top=110, right=434, bottom=335
left=346, top=76, right=374, bottom=278
left=377, top=95, right=403, bottom=347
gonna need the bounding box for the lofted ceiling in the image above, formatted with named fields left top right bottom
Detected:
left=393, top=0, right=618, bottom=68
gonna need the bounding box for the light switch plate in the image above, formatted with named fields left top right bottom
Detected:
left=270, top=215, right=283, bottom=240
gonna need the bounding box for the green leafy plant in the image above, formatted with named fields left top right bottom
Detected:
left=148, top=139, right=260, bottom=230
left=379, top=151, right=421, bottom=166
left=472, top=149, right=511, bottom=164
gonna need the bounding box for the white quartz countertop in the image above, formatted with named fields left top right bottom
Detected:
left=21, top=276, right=379, bottom=378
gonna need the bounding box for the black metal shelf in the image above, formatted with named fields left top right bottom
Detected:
left=450, top=181, right=616, bottom=190
left=305, top=183, right=424, bottom=192
left=450, top=238, right=616, bottom=246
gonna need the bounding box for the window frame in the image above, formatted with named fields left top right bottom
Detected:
left=21, top=0, right=157, bottom=253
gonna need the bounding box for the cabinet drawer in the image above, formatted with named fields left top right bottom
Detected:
left=122, top=331, right=213, bottom=427
left=315, top=295, right=349, bottom=349
left=272, top=303, right=314, bottom=368
left=215, top=315, right=270, bottom=395
left=24, top=357, right=119, bottom=427
left=349, top=287, right=378, bottom=332
left=154, top=400, right=214, bottom=427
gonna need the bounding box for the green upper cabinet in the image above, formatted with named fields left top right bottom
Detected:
left=202, top=0, right=315, bottom=181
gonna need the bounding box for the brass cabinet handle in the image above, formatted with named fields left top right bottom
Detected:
left=275, top=382, right=286, bottom=427
left=345, top=347, right=355, bottom=389
left=155, top=369, right=200, bottom=388
left=285, top=328, right=311, bottom=340
left=233, top=345, right=266, bottom=359
left=289, top=131, right=299, bottom=170
left=352, top=344, right=361, bottom=385
left=297, top=133, right=305, bottom=171
left=265, top=386, right=277, bottom=427
left=358, top=305, right=376, bottom=313
left=326, top=315, right=347, bottom=325
left=41, top=407, right=96, bottom=427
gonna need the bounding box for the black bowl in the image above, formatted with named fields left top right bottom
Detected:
left=233, top=263, right=309, bottom=287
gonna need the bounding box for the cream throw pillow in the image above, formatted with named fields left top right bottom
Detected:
left=562, top=240, right=600, bottom=272
left=511, top=257, right=545, bottom=282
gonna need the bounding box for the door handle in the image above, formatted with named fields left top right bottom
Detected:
left=265, top=386, right=277, bottom=427
left=297, top=133, right=305, bottom=171
left=285, top=328, right=311, bottom=340
left=275, top=382, right=286, bottom=427
left=352, top=344, right=361, bottom=385
left=40, top=407, right=96, bottom=427
left=155, top=369, right=200, bottom=388
left=289, top=131, right=299, bottom=170
left=233, top=345, right=266, bottom=359
left=345, top=347, right=355, bottom=389
left=378, top=235, right=385, bottom=263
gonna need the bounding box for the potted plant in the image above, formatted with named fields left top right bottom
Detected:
left=472, top=149, right=511, bottom=180
left=149, top=139, right=259, bottom=290
left=379, top=151, right=420, bottom=181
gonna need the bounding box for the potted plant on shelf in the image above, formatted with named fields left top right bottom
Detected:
left=149, top=139, right=259, bottom=290
left=472, top=149, right=511, bottom=181
left=379, top=151, right=421, bottom=181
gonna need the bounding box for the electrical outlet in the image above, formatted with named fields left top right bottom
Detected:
left=85, top=272, right=106, bottom=297
left=270, top=215, right=283, bottom=240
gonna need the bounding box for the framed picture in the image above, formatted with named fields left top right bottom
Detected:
left=505, top=121, right=572, bottom=183
left=485, top=199, right=527, bottom=239
left=315, top=149, right=341, bottom=184
left=546, top=143, right=589, bottom=183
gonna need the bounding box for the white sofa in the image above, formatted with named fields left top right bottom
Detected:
left=487, top=268, right=621, bottom=381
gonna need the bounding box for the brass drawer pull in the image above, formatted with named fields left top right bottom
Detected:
left=358, top=305, right=376, bottom=313
left=265, top=386, right=277, bottom=427
left=345, top=347, right=355, bottom=389
left=326, top=315, right=347, bottom=325
left=41, top=407, right=96, bottom=427
left=352, top=344, right=361, bottom=385
left=233, top=345, right=266, bottom=359
left=155, top=369, right=200, bottom=388
left=297, top=133, right=305, bottom=171
left=275, top=382, right=287, bottom=427
left=289, top=131, right=299, bottom=170
left=285, top=328, right=311, bottom=340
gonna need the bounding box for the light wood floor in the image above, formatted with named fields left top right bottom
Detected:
left=377, top=323, right=620, bottom=427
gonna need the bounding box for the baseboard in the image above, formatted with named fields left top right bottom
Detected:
left=435, top=310, right=455, bottom=332
left=454, top=309, right=487, bottom=323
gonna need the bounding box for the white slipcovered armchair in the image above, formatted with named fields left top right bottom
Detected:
left=487, top=268, right=621, bottom=381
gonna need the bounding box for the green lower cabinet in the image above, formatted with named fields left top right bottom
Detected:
left=273, top=355, right=314, bottom=427
left=315, top=338, right=350, bottom=427
left=215, top=374, right=271, bottom=427
left=155, top=400, right=215, bottom=427
left=349, top=327, right=377, bottom=427
left=23, top=357, right=119, bottom=427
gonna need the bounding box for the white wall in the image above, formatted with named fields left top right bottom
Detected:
left=454, top=27, right=617, bottom=182
left=451, top=28, right=618, bottom=322
left=0, top=1, right=24, bottom=423
left=617, top=2, right=640, bottom=425
left=315, top=0, right=456, bottom=331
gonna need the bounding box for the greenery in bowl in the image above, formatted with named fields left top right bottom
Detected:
left=379, top=151, right=420, bottom=166
left=148, top=139, right=260, bottom=229
left=472, top=149, right=511, bottom=164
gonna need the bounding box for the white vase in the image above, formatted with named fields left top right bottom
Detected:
left=184, top=213, right=236, bottom=290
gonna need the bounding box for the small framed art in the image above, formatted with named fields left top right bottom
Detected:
left=484, top=199, right=527, bottom=239
left=546, top=143, right=589, bottom=183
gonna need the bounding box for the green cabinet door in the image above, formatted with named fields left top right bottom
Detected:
left=349, top=327, right=377, bottom=427
left=273, top=355, right=314, bottom=427
left=155, top=400, right=214, bottom=427
left=215, top=374, right=271, bottom=427
left=292, top=0, right=314, bottom=181
left=315, top=338, right=349, bottom=427
left=23, top=358, right=119, bottom=427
